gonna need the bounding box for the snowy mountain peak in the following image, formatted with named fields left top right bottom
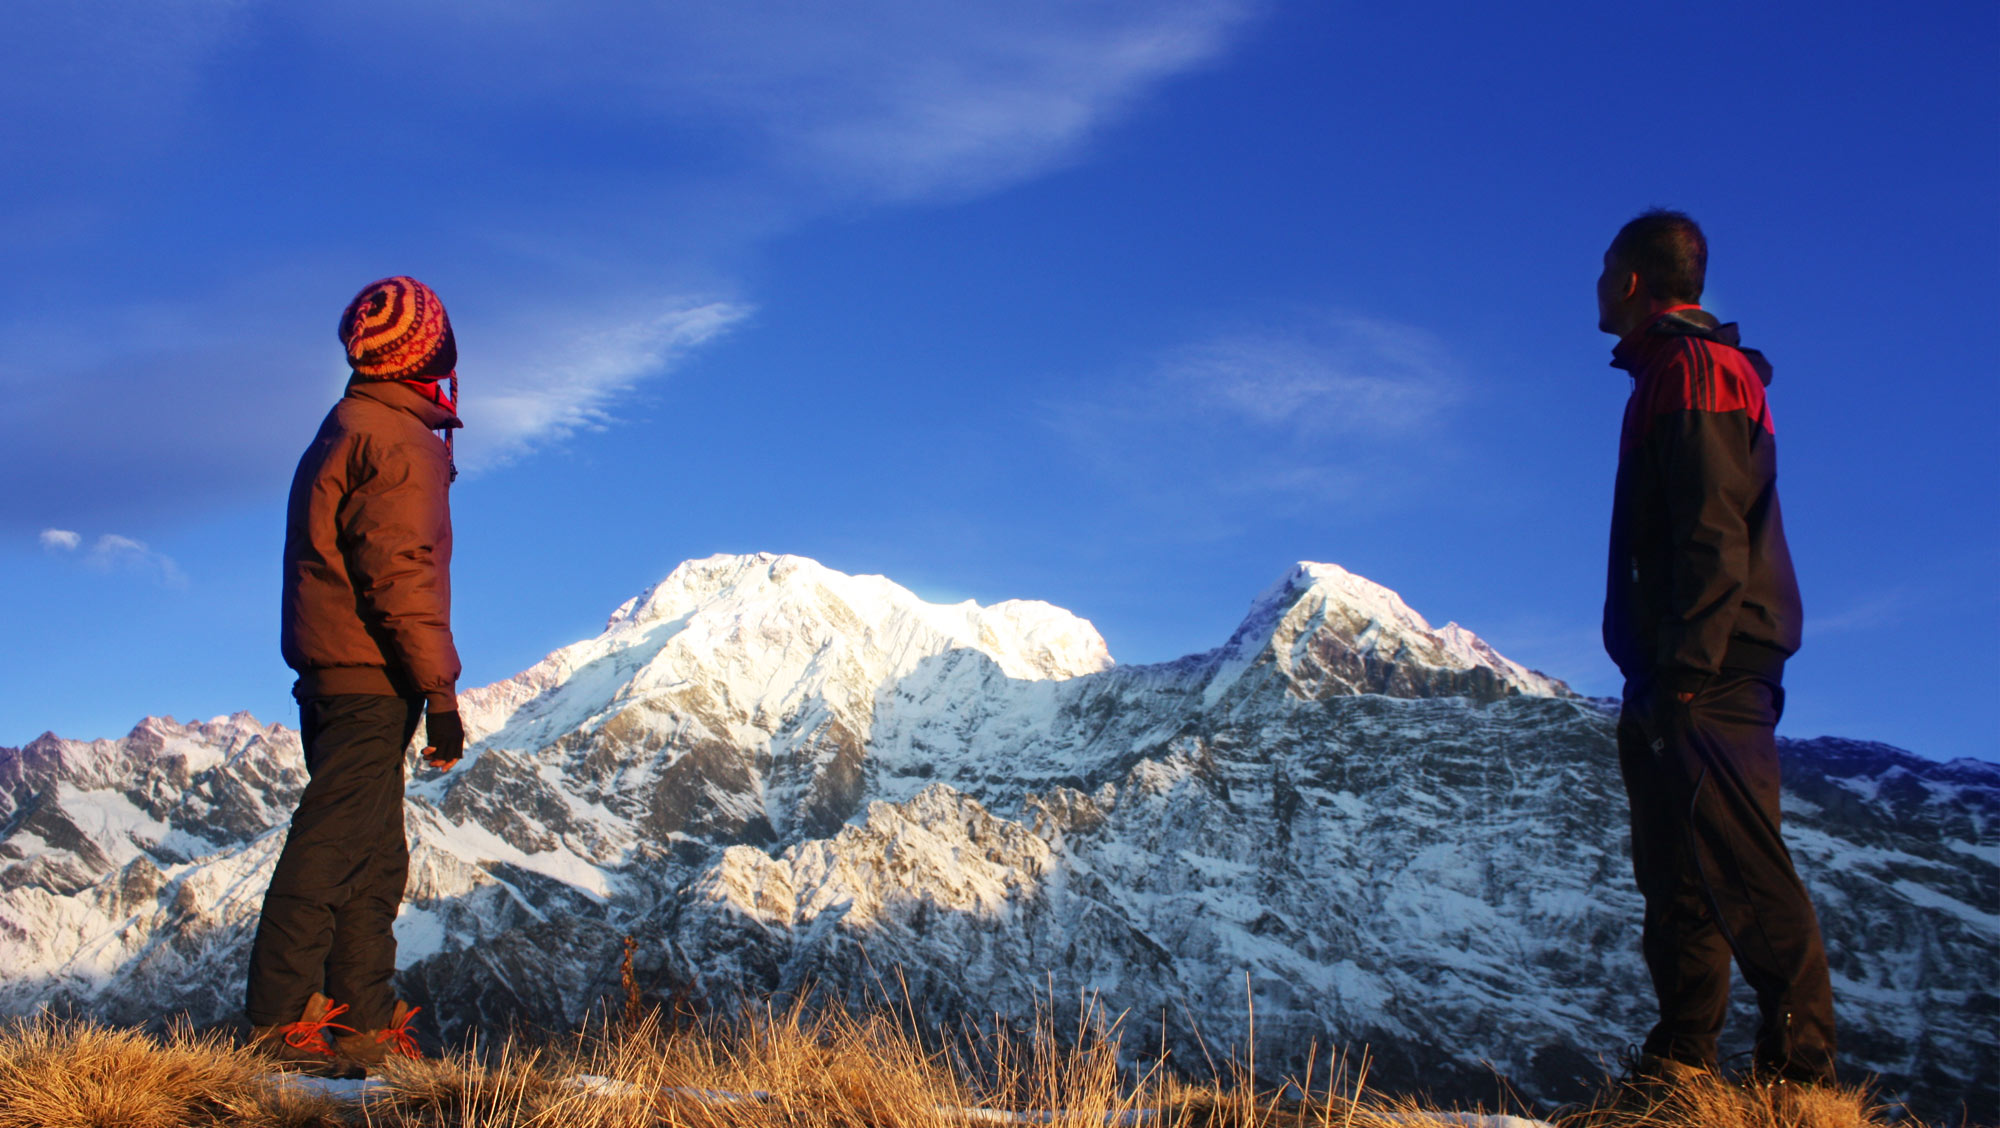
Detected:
left=2, top=556, right=1991, bottom=1120
left=2, top=712, right=286, bottom=799
left=1214, top=561, right=1569, bottom=702
left=1238, top=561, right=1436, bottom=641
left=594, top=553, right=1110, bottom=678
left=448, top=554, right=1117, bottom=840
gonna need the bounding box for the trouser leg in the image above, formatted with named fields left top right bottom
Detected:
left=245, top=694, right=419, bottom=1028
left=1620, top=708, right=1733, bottom=1068
left=323, top=759, right=411, bottom=1032
left=1676, top=677, right=1837, bottom=1079
left=1620, top=674, right=1836, bottom=1080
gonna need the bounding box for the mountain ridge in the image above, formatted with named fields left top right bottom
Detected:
left=1, top=553, right=1990, bottom=1120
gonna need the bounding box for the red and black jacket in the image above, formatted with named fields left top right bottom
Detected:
left=1603, top=308, right=1801, bottom=695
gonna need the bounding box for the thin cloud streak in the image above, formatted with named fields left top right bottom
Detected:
left=11, top=1, right=1262, bottom=211
left=1811, top=589, right=1908, bottom=636
left=88, top=535, right=187, bottom=587
left=0, top=288, right=750, bottom=529
left=36, top=529, right=187, bottom=587
left=1, top=2, right=1267, bottom=529
left=372, top=0, right=1263, bottom=204
left=1161, top=319, right=1455, bottom=438
left=733, top=1, right=1260, bottom=201
left=1047, top=313, right=1465, bottom=533
left=0, top=3, right=248, bottom=173
left=464, top=299, right=754, bottom=471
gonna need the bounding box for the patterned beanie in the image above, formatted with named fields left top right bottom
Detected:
left=338, top=276, right=457, bottom=382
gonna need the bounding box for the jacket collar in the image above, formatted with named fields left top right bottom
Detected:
left=346, top=377, right=462, bottom=430
left=1610, top=305, right=1773, bottom=386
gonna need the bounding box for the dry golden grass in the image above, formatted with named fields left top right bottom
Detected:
left=1551, top=1067, right=1914, bottom=1128
left=0, top=1007, right=1918, bottom=1128
left=0, top=1015, right=345, bottom=1128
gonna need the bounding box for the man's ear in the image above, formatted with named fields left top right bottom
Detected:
left=1620, top=270, right=1641, bottom=302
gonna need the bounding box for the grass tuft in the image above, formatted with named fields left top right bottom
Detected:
left=0, top=1006, right=1915, bottom=1128
left=0, top=1014, right=345, bottom=1128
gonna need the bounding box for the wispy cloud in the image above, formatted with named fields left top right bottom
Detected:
left=0, top=282, right=750, bottom=528
left=686, top=1, right=1262, bottom=202
left=37, top=529, right=186, bottom=587
left=1047, top=313, right=1464, bottom=530
left=0, top=276, right=347, bottom=531
left=1, top=0, right=1259, bottom=234
left=1812, top=588, right=1909, bottom=636
left=0, top=2, right=1269, bottom=528
left=0, top=4, right=248, bottom=167
left=88, top=535, right=187, bottom=586
left=465, top=299, right=753, bottom=470
left=1158, top=319, right=1455, bottom=438
left=8, top=2, right=1265, bottom=226
left=325, top=1, right=1263, bottom=205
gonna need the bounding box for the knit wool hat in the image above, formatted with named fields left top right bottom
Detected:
left=338, top=276, right=457, bottom=381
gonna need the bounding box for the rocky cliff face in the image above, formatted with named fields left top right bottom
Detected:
left=1, top=554, right=1991, bottom=1119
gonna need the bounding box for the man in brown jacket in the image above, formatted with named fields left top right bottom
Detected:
left=247, top=276, right=465, bottom=1074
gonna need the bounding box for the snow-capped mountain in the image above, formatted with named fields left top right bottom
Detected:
left=1, top=554, right=1991, bottom=1119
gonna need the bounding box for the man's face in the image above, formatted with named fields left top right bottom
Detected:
left=1596, top=246, right=1636, bottom=336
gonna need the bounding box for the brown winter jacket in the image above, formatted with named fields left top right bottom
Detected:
left=281, top=379, right=460, bottom=713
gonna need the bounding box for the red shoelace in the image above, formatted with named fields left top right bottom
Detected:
left=375, top=1005, right=424, bottom=1059
left=281, top=1001, right=354, bottom=1056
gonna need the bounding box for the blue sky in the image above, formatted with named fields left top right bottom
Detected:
left=4, top=1, right=1994, bottom=761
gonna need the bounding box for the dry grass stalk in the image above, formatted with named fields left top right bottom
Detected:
left=0, top=1014, right=344, bottom=1128
left=0, top=1006, right=1917, bottom=1128
left=1551, top=1066, right=1904, bottom=1128
left=621, top=936, right=643, bottom=1033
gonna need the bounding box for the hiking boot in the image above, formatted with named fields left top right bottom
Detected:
left=331, top=999, right=425, bottom=1073
left=1741, top=1056, right=1837, bottom=1105
left=249, top=992, right=362, bottom=1078
left=1607, top=1050, right=1713, bottom=1111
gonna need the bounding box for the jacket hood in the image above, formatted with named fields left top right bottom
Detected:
left=346, top=377, right=462, bottom=430
left=1621, top=308, right=1775, bottom=386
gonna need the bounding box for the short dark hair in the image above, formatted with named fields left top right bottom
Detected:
left=1610, top=209, right=1706, bottom=304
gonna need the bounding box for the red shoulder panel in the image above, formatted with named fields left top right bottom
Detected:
left=1622, top=338, right=1774, bottom=454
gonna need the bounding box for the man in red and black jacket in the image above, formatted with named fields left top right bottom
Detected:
left=1597, top=211, right=1835, bottom=1089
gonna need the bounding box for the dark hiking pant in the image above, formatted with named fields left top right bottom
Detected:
left=1618, top=671, right=1836, bottom=1080
left=245, top=693, right=419, bottom=1032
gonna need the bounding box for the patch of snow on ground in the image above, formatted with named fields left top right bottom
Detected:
left=393, top=906, right=447, bottom=966
left=56, top=783, right=166, bottom=857
left=412, top=809, right=616, bottom=900
left=1890, top=878, right=1999, bottom=929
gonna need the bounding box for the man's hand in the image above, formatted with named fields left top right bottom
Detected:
left=422, top=710, right=464, bottom=771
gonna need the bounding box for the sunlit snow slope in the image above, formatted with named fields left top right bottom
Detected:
left=1, top=554, right=1991, bottom=1119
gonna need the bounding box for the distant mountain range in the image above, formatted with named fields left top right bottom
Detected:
left=2, top=553, right=1991, bottom=1119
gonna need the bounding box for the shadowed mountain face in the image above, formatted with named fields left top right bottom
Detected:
left=1, top=554, right=1991, bottom=1120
